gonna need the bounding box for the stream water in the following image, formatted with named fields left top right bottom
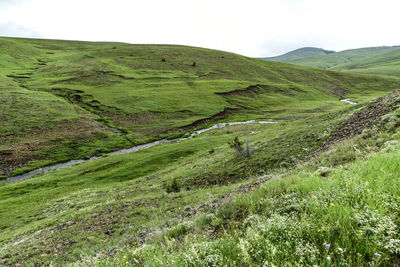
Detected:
left=341, top=98, right=357, bottom=105
left=4, top=120, right=276, bottom=183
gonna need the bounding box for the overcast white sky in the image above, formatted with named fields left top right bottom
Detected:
left=0, top=0, right=399, bottom=57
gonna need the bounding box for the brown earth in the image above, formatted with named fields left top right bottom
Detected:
left=318, top=90, right=400, bottom=152
left=214, top=84, right=296, bottom=97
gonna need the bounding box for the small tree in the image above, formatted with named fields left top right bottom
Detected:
left=243, top=140, right=253, bottom=158
left=228, top=136, right=252, bottom=158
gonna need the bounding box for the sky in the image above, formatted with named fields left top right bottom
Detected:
left=0, top=0, right=399, bottom=57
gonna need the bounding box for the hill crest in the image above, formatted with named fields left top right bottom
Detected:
left=262, top=47, right=336, bottom=62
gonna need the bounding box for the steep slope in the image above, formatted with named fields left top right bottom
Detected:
left=287, top=46, right=400, bottom=71
left=262, top=47, right=335, bottom=62
left=2, top=36, right=400, bottom=177
left=0, top=38, right=129, bottom=178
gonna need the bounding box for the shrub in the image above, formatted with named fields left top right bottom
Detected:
left=164, top=178, right=181, bottom=193
left=228, top=137, right=252, bottom=158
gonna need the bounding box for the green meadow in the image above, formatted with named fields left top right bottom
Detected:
left=1, top=37, right=400, bottom=265
left=2, top=36, right=400, bottom=177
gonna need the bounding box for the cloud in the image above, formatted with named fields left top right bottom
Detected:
left=0, top=22, right=39, bottom=38
left=0, top=0, right=399, bottom=57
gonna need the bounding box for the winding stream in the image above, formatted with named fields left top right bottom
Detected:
left=341, top=98, right=357, bottom=105
left=4, top=120, right=276, bottom=183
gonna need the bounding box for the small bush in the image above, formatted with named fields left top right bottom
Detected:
left=164, top=178, right=181, bottom=193
left=381, top=111, right=400, bottom=131
left=228, top=137, right=252, bottom=158
left=360, top=128, right=374, bottom=139
left=243, top=141, right=253, bottom=158
left=166, top=223, right=191, bottom=240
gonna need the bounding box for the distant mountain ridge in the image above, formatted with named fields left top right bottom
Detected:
left=263, top=45, right=400, bottom=76
left=262, top=47, right=336, bottom=62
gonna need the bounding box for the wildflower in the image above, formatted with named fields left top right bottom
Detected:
left=330, top=203, right=335, bottom=207
left=126, top=261, right=129, bottom=265
left=374, top=253, right=381, bottom=257
left=325, top=244, right=331, bottom=249
left=133, top=249, right=137, bottom=255
left=327, top=256, right=331, bottom=261
left=372, top=257, right=376, bottom=262
left=338, top=247, right=343, bottom=253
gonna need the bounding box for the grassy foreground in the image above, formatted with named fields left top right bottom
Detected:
left=107, top=145, right=400, bottom=266
left=99, top=99, right=400, bottom=266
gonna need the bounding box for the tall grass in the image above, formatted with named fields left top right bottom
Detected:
left=105, top=141, right=400, bottom=266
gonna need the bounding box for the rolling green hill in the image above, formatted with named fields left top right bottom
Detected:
left=281, top=46, right=400, bottom=76
left=262, top=47, right=335, bottom=62
left=331, top=48, right=400, bottom=76
left=2, top=36, right=399, bottom=177
left=1, top=37, right=400, bottom=266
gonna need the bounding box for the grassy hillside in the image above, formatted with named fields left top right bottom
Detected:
left=1, top=89, right=400, bottom=266
left=262, top=47, right=335, bottom=62
left=2, top=36, right=399, bottom=177
left=331, top=48, right=400, bottom=76
left=1, top=37, right=400, bottom=266
left=285, top=46, right=400, bottom=76
left=108, top=123, right=400, bottom=266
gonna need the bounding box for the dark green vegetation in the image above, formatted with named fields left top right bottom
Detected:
left=262, top=47, right=335, bottom=62
left=273, top=45, right=400, bottom=76
left=1, top=37, right=400, bottom=266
